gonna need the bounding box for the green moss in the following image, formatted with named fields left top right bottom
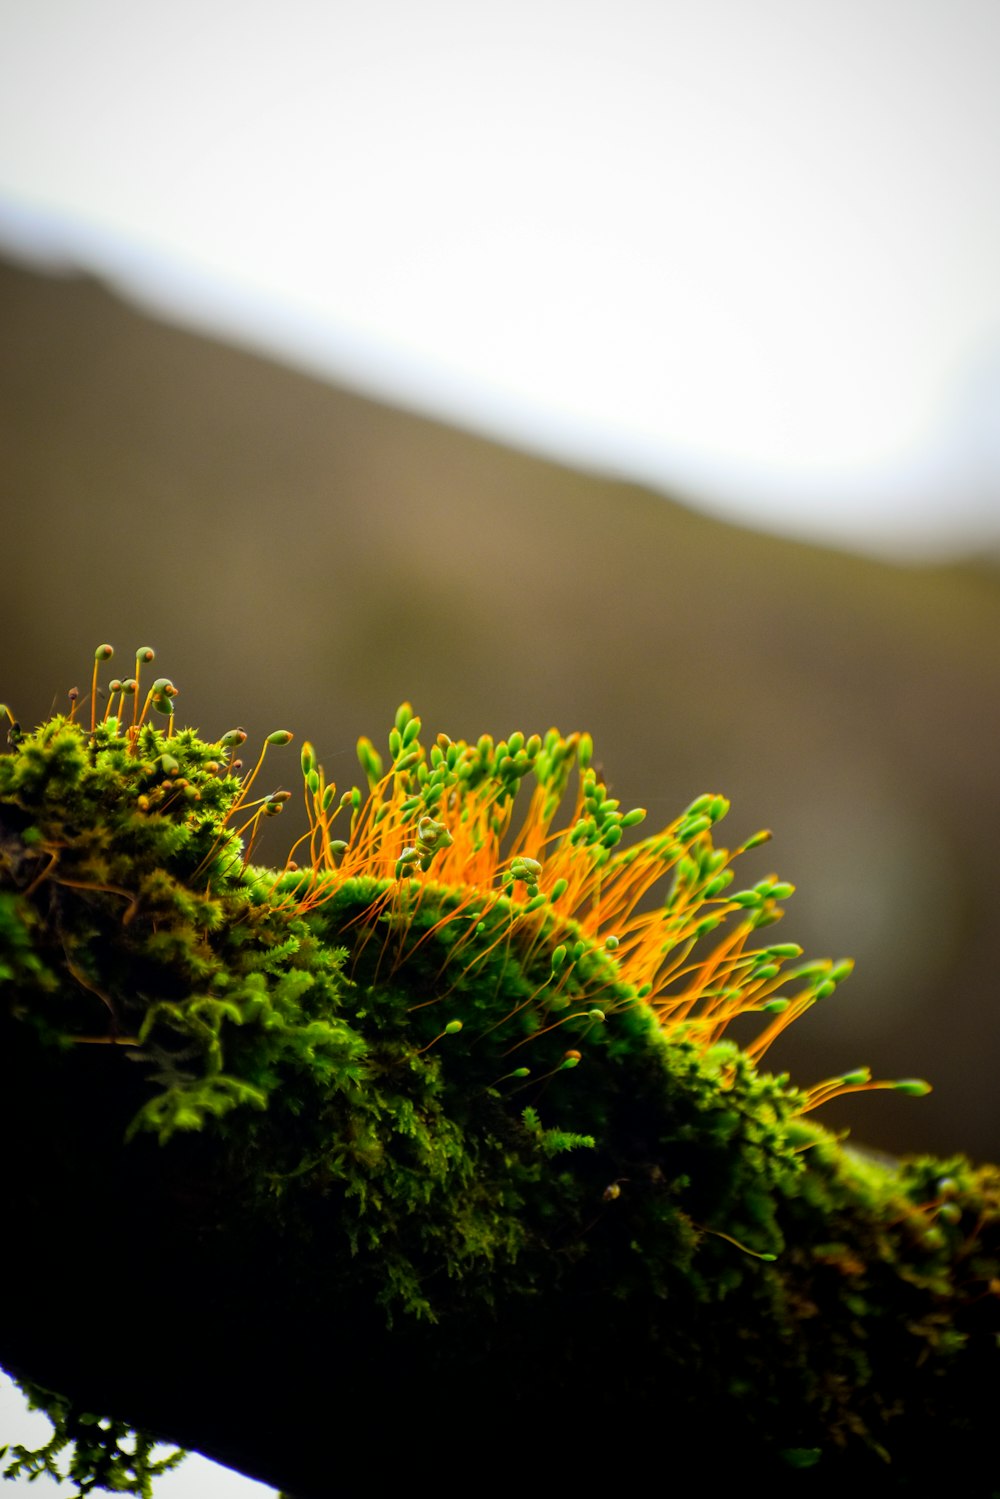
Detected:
left=2, top=660, right=999, bottom=1492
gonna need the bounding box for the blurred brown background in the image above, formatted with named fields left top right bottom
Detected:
left=3, top=253, right=999, bottom=1161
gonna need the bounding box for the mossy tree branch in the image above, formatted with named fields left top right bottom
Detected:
left=2, top=657, right=999, bottom=1494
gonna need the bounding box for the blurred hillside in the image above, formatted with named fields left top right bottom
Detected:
left=2, top=254, right=999, bottom=1161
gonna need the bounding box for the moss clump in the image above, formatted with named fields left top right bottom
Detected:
left=2, top=649, right=999, bottom=1494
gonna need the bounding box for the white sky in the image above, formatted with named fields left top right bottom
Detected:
left=0, top=1372, right=274, bottom=1497
left=1, top=0, right=999, bottom=558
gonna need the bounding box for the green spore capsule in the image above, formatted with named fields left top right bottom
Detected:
left=829, top=959, right=855, bottom=983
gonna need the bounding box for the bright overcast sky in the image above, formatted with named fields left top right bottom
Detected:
left=1, top=0, right=999, bottom=558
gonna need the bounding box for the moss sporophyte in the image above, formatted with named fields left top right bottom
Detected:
left=2, top=643, right=999, bottom=1494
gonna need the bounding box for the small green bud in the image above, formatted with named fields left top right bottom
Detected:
left=685, top=794, right=713, bottom=815
left=266, top=730, right=294, bottom=746
left=357, top=737, right=383, bottom=783
left=444, top=1020, right=463, bottom=1035
left=892, top=1078, right=932, bottom=1096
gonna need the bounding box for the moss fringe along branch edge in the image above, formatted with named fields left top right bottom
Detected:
left=1, top=643, right=998, bottom=1494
